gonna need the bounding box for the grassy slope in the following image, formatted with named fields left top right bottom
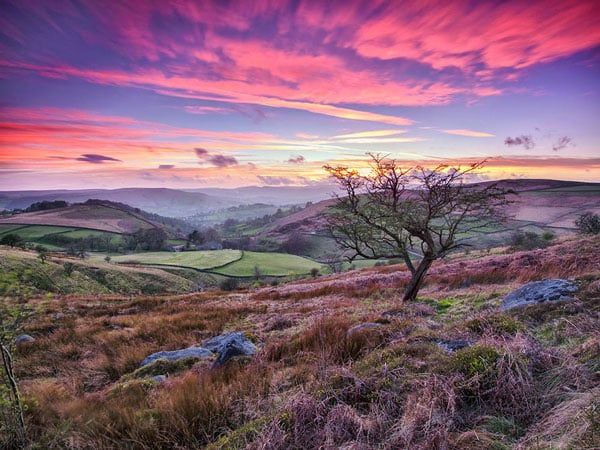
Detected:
left=0, top=247, right=194, bottom=296
left=106, top=249, right=243, bottom=270
left=0, top=203, right=159, bottom=234
left=212, top=251, right=323, bottom=277
left=5, top=235, right=599, bottom=449
left=105, top=249, right=323, bottom=277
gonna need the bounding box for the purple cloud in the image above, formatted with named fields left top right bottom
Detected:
left=552, top=136, right=573, bottom=151
left=158, top=164, right=174, bottom=169
left=76, top=154, right=121, bottom=164
left=504, top=135, right=535, bottom=150
left=208, top=154, right=238, bottom=167
left=288, top=155, right=305, bottom=164
left=194, top=148, right=238, bottom=167
left=195, top=148, right=208, bottom=158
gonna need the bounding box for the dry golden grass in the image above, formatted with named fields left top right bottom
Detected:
left=3, top=235, right=599, bottom=449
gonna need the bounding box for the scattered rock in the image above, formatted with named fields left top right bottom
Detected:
left=54, top=313, right=64, bottom=320
left=202, top=331, right=257, bottom=355
left=381, top=309, right=403, bottom=317
left=202, top=332, right=258, bottom=367
left=437, top=339, right=472, bottom=352
left=501, top=279, right=578, bottom=311
left=347, top=322, right=383, bottom=336
left=140, top=346, right=213, bottom=367
left=15, top=334, right=35, bottom=345
left=153, top=375, right=167, bottom=383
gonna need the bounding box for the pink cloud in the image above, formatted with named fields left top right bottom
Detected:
left=441, top=129, right=495, bottom=138
left=348, top=0, right=600, bottom=72
left=0, top=107, right=279, bottom=167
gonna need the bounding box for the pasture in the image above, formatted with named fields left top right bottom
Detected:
left=212, top=250, right=322, bottom=277
left=107, top=249, right=243, bottom=270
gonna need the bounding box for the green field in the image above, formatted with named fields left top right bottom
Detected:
left=57, top=229, right=120, bottom=239
left=0, top=224, right=119, bottom=241
left=108, top=249, right=243, bottom=270
left=3, top=225, right=79, bottom=239
left=213, top=251, right=322, bottom=277
left=0, top=224, right=28, bottom=236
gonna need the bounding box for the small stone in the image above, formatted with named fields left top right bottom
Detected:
left=153, top=375, right=167, bottom=383
left=15, top=334, right=35, bottom=345
left=347, top=322, right=383, bottom=336
left=437, top=339, right=472, bottom=352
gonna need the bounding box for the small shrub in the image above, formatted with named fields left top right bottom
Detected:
left=451, top=345, right=500, bottom=378
left=465, top=313, right=526, bottom=336
left=220, top=278, right=239, bottom=291
left=541, top=231, right=555, bottom=241
left=509, top=231, right=549, bottom=251
left=63, top=262, right=75, bottom=277
left=575, top=212, right=600, bottom=235
left=0, top=234, right=23, bottom=248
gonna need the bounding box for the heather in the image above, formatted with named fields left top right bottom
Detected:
left=2, top=235, right=599, bottom=449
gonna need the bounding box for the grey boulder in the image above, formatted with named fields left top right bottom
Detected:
left=140, top=346, right=213, bottom=367
left=202, top=332, right=257, bottom=367
left=501, top=279, right=578, bottom=311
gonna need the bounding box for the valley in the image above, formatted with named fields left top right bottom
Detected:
left=1, top=179, right=599, bottom=449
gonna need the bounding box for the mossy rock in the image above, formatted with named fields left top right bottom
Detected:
left=464, top=313, right=526, bottom=335
left=121, top=356, right=201, bottom=381
left=205, top=416, right=271, bottom=449
left=451, top=345, right=500, bottom=377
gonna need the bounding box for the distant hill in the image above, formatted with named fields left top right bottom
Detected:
left=0, top=185, right=334, bottom=218
left=0, top=188, right=223, bottom=218
left=0, top=200, right=169, bottom=234
left=259, top=179, right=600, bottom=249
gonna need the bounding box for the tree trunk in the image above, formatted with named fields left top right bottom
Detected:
left=402, top=257, right=433, bottom=301
left=1, top=342, right=27, bottom=446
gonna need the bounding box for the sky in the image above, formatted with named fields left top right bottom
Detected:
left=1, top=0, right=599, bottom=191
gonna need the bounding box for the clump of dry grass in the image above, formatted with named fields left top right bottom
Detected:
left=266, top=314, right=389, bottom=366
left=516, top=388, right=600, bottom=449
left=390, top=374, right=459, bottom=449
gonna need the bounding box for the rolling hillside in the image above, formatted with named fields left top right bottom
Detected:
left=260, top=179, right=600, bottom=244
left=0, top=200, right=184, bottom=235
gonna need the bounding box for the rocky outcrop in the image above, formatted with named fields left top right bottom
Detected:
left=140, top=346, right=213, bottom=367
left=202, top=332, right=258, bottom=367
left=501, top=279, right=578, bottom=311
left=139, top=332, right=258, bottom=371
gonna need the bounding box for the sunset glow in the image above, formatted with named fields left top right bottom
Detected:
left=1, top=0, right=599, bottom=190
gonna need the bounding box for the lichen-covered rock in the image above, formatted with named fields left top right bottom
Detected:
left=437, top=339, right=472, bottom=352
left=202, top=332, right=257, bottom=367
left=140, top=346, right=212, bottom=367
left=501, top=279, right=578, bottom=310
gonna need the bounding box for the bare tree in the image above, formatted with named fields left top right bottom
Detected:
left=325, top=154, right=512, bottom=301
